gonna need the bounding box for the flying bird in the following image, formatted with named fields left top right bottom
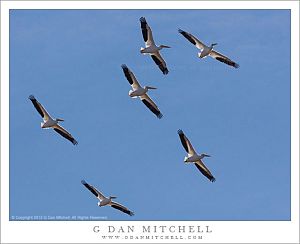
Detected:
left=177, top=129, right=215, bottom=182
left=29, top=95, right=78, bottom=145
left=140, top=17, right=170, bottom=75
left=178, top=29, right=239, bottom=68
left=81, top=180, right=134, bottom=216
left=121, top=64, right=163, bottom=119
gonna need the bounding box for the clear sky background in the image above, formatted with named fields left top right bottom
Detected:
left=9, top=9, right=290, bottom=221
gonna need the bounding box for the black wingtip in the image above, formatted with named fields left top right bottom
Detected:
left=72, top=139, right=78, bottom=145
left=81, top=180, right=87, bottom=185
left=178, top=28, right=183, bottom=33
left=163, top=69, right=169, bottom=75
left=157, top=113, right=163, bottom=119
left=177, top=129, right=184, bottom=135
left=28, top=95, right=35, bottom=100
left=121, top=64, right=129, bottom=74
left=140, top=16, right=146, bottom=23
left=129, top=211, right=135, bottom=216
left=211, top=177, right=216, bottom=182
left=215, top=57, right=239, bottom=69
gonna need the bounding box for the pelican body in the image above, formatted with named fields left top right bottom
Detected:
left=129, top=86, right=155, bottom=98
left=140, top=45, right=170, bottom=55
left=40, top=117, right=64, bottom=129
left=98, top=196, right=116, bottom=207
left=198, top=43, right=217, bottom=58
left=81, top=180, right=134, bottom=216
left=178, top=129, right=215, bottom=182
left=184, top=153, right=211, bottom=163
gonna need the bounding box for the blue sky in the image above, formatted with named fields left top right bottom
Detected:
left=9, top=9, right=290, bottom=221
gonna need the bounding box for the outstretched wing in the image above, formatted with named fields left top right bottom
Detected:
left=81, top=180, right=105, bottom=200
left=178, top=29, right=206, bottom=50
left=121, top=64, right=141, bottom=90
left=150, top=52, right=169, bottom=75
left=177, top=129, right=196, bottom=156
left=195, top=160, right=216, bottom=182
left=209, top=50, right=239, bottom=68
left=140, top=94, right=163, bottom=119
left=140, top=17, right=155, bottom=47
left=53, top=124, right=78, bottom=145
left=111, top=201, right=134, bottom=216
left=28, top=95, right=51, bottom=121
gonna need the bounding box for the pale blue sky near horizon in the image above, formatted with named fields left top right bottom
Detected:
left=9, top=9, right=290, bottom=220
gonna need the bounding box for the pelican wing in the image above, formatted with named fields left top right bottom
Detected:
left=111, top=201, right=134, bottom=216
left=140, top=17, right=155, bottom=47
left=140, top=94, right=163, bottom=119
left=195, top=160, right=216, bottom=182
left=29, top=95, right=51, bottom=121
left=178, top=29, right=206, bottom=50
left=177, top=129, right=196, bottom=156
left=53, top=124, right=78, bottom=145
left=209, top=50, right=239, bottom=68
left=81, top=180, right=105, bottom=200
left=150, top=52, right=169, bottom=75
left=121, top=64, right=141, bottom=90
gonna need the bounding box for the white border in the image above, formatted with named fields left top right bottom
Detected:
left=1, top=1, right=299, bottom=243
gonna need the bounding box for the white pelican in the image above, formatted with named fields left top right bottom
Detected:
left=140, top=17, right=170, bottom=75
left=29, top=95, right=78, bottom=145
left=178, top=129, right=215, bottom=182
left=178, top=29, right=239, bottom=68
left=121, top=64, right=163, bottom=119
left=81, top=180, right=134, bottom=216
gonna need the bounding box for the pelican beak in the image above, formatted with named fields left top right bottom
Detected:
left=56, top=118, right=64, bottom=122
left=162, top=45, right=171, bottom=48
left=204, top=154, right=211, bottom=157
left=110, top=196, right=117, bottom=199
left=212, top=43, right=218, bottom=46
left=147, top=86, right=157, bottom=90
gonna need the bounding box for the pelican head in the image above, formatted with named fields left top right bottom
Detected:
left=211, top=43, right=218, bottom=48
left=109, top=196, right=117, bottom=199
left=55, top=118, right=64, bottom=122
left=201, top=153, right=211, bottom=158
left=159, top=45, right=171, bottom=50
left=145, top=86, right=157, bottom=91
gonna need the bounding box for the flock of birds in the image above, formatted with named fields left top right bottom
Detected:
left=28, top=17, right=239, bottom=217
